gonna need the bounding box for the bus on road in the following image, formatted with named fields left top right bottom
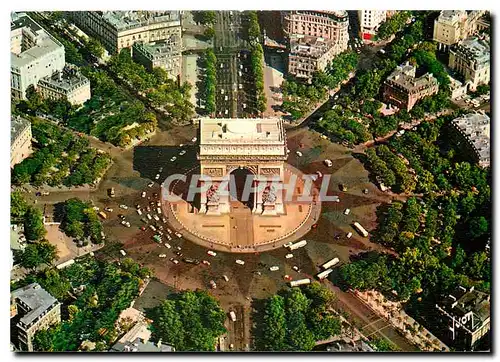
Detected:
left=316, top=268, right=333, bottom=280
left=288, top=240, right=307, bottom=250
left=353, top=222, right=369, bottom=237
left=289, top=278, right=311, bottom=287
left=321, top=257, right=340, bottom=270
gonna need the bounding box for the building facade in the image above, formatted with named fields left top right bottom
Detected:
left=132, top=40, right=181, bottom=78
left=37, top=65, right=91, bottom=106
left=11, top=115, right=33, bottom=168
left=69, top=11, right=182, bottom=54
left=382, top=62, right=439, bottom=112
left=283, top=11, right=349, bottom=52
left=449, top=36, right=490, bottom=92
left=287, top=35, right=339, bottom=81
left=433, top=10, right=487, bottom=51
left=11, top=13, right=65, bottom=100
left=435, top=286, right=490, bottom=350
left=449, top=112, right=490, bottom=168
left=358, top=10, right=387, bottom=40
left=11, top=283, right=61, bottom=351
left=198, top=118, right=288, bottom=215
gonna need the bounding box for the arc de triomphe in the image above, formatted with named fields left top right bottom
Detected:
left=197, top=118, right=288, bottom=215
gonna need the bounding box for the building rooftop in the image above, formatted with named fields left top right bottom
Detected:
left=110, top=337, right=174, bottom=352
left=439, top=286, right=490, bottom=332
left=38, top=65, right=89, bottom=92
left=290, top=35, right=334, bottom=58
left=11, top=13, right=63, bottom=68
left=386, top=62, right=438, bottom=93
left=100, top=11, right=180, bottom=32
left=437, top=10, right=467, bottom=23
left=325, top=340, right=374, bottom=352
left=133, top=39, right=181, bottom=59
left=288, top=10, right=348, bottom=22
left=11, top=283, right=59, bottom=327
left=452, top=37, right=490, bottom=67
left=11, top=115, right=31, bottom=146
left=451, top=112, right=490, bottom=164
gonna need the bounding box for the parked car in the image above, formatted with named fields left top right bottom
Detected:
left=141, top=191, right=146, bottom=198
left=269, top=266, right=279, bottom=271
left=207, top=250, right=217, bottom=257
left=119, top=204, right=128, bottom=210
left=235, top=259, right=245, bottom=265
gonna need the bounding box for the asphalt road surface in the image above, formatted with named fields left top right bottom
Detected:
left=213, top=11, right=255, bottom=117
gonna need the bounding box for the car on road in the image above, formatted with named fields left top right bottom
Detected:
left=119, top=204, right=128, bottom=210
left=159, top=167, right=163, bottom=172
left=292, top=266, right=300, bottom=272
left=340, top=184, right=348, bottom=192
left=121, top=220, right=131, bottom=228
left=149, top=225, right=156, bottom=232
left=209, top=280, right=217, bottom=289
left=165, top=243, right=171, bottom=249
left=166, top=228, right=172, bottom=234
left=147, top=214, right=152, bottom=220
left=344, top=208, right=351, bottom=215
left=346, top=232, right=353, bottom=239
left=179, top=150, right=186, bottom=156
left=109, top=188, right=115, bottom=197
left=202, top=260, right=211, bottom=266
left=175, top=251, right=183, bottom=257
left=153, top=215, right=160, bottom=221
left=223, top=275, right=229, bottom=282
left=283, top=241, right=293, bottom=248
left=191, top=137, right=197, bottom=142
left=118, top=214, right=126, bottom=219
left=120, top=250, right=126, bottom=256
left=155, top=174, right=160, bottom=180
left=159, top=254, right=167, bottom=258
left=183, top=258, right=200, bottom=265
left=170, top=156, right=177, bottom=162
left=140, top=226, right=146, bottom=231
left=157, top=208, right=162, bottom=214
left=137, top=209, right=143, bottom=215
left=175, top=232, right=182, bottom=238
left=166, top=234, right=172, bottom=241
left=285, top=253, right=293, bottom=259
left=269, top=266, right=279, bottom=271
left=148, top=182, right=154, bottom=188
left=104, top=207, right=113, bottom=212
left=235, top=259, right=245, bottom=265
left=324, top=159, right=333, bottom=167
left=170, top=258, right=179, bottom=264
left=176, top=246, right=182, bottom=251
left=207, top=250, right=217, bottom=257
left=316, top=171, right=323, bottom=178
left=157, top=201, right=161, bottom=207
left=296, top=151, right=303, bottom=157
left=229, top=311, right=237, bottom=321
left=162, top=217, right=167, bottom=223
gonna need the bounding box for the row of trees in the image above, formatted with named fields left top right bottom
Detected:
left=283, top=51, right=358, bottom=120
left=147, top=290, right=227, bottom=351
left=201, top=49, right=217, bottom=114
left=339, top=116, right=491, bottom=304
left=12, top=119, right=112, bottom=187
left=377, top=11, right=412, bottom=40
left=60, top=198, right=104, bottom=245
left=246, top=12, right=267, bottom=114
left=108, top=49, right=194, bottom=123
left=317, top=108, right=371, bottom=145
left=30, top=256, right=151, bottom=351
left=255, top=283, right=341, bottom=351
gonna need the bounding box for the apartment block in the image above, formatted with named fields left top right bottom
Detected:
left=433, top=10, right=487, bottom=51
left=37, top=65, right=91, bottom=106
left=358, top=10, right=387, bottom=40
left=435, top=286, right=490, bottom=350
left=11, top=13, right=65, bottom=100
left=11, top=115, right=33, bottom=168
left=288, top=35, right=343, bottom=81
left=449, top=36, right=490, bottom=92
left=69, top=11, right=182, bottom=54
left=449, top=112, right=490, bottom=168
left=382, top=62, right=439, bottom=112
left=11, top=283, right=61, bottom=351
left=132, top=40, right=181, bottom=78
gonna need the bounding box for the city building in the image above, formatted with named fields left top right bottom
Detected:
left=132, top=40, right=181, bottom=78
left=323, top=340, right=374, bottom=352
left=287, top=35, right=339, bottom=81
left=11, top=283, right=61, bottom=351
left=448, top=75, right=469, bottom=99
left=358, top=10, right=387, bottom=40
left=11, top=115, right=33, bottom=168
left=449, top=112, right=490, bottom=168
left=282, top=11, right=349, bottom=51
left=37, top=65, right=91, bottom=106
left=435, top=286, right=490, bottom=350
left=382, top=62, right=439, bottom=112
left=11, top=12, right=65, bottom=100
left=448, top=36, right=490, bottom=92
left=433, top=10, right=487, bottom=51
left=69, top=11, right=182, bottom=54
left=110, top=337, right=175, bottom=352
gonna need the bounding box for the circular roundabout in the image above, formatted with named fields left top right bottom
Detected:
left=161, top=164, right=322, bottom=253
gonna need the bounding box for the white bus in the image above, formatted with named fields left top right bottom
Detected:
left=288, top=240, right=307, bottom=250
left=321, top=257, right=340, bottom=270
left=289, top=278, right=311, bottom=287
left=353, top=222, right=369, bottom=237
left=316, top=268, right=333, bottom=280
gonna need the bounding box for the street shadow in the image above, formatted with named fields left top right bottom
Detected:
left=132, top=145, right=198, bottom=182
